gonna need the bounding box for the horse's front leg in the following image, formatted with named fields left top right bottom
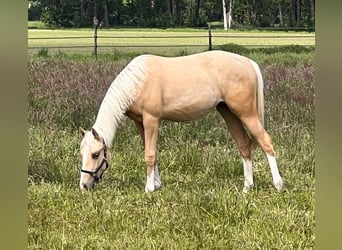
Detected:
left=143, top=114, right=162, bottom=192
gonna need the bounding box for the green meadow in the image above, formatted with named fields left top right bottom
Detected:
left=28, top=28, right=315, bottom=249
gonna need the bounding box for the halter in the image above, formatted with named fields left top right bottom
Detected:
left=80, top=141, right=109, bottom=183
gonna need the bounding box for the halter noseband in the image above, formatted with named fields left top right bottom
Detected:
left=80, top=141, right=109, bottom=182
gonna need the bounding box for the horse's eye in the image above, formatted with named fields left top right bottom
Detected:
left=92, top=152, right=100, bottom=159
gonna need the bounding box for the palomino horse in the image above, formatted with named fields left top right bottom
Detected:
left=79, top=50, right=283, bottom=193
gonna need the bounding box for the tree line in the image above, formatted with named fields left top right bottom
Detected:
left=28, top=0, right=315, bottom=29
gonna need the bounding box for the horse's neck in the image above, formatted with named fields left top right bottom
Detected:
left=92, top=56, right=148, bottom=148
left=92, top=92, right=124, bottom=148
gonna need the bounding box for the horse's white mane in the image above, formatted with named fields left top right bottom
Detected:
left=92, top=56, right=148, bottom=148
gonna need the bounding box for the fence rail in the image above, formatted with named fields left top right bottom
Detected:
left=28, top=28, right=315, bottom=58
left=28, top=34, right=314, bottom=39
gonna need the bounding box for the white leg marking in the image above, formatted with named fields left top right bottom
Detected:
left=154, top=164, right=162, bottom=190
left=242, top=158, right=254, bottom=193
left=266, top=153, right=283, bottom=191
left=145, top=166, right=155, bottom=193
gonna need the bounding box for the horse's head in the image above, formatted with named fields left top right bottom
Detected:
left=79, top=127, right=110, bottom=191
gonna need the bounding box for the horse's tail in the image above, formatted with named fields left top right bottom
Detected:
left=249, top=59, right=265, bottom=149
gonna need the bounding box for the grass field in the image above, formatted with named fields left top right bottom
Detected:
left=28, top=27, right=315, bottom=56
left=28, top=30, right=315, bottom=249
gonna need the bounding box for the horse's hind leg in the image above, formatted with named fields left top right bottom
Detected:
left=241, top=115, right=283, bottom=191
left=216, top=103, right=254, bottom=192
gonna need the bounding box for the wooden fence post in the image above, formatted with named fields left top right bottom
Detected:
left=93, top=17, right=103, bottom=59
left=208, top=24, right=212, bottom=51
left=93, top=16, right=99, bottom=59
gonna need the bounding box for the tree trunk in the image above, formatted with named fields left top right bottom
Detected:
left=103, top=1, right=109, bottom=28
left=166, top=0, right=171, bottom=18
left=228, top=0, right=232, bottom=28
left=310, top=0, right=315, bottom=19
left=80, top=0, right=86, bottom=27
left=171, top=0, right=176, bottom=14
left=93, top=0, right=97, bottom=19
left=171, top=0, right=179, bottom=24
left=278, top=3, right=283, bottom=27
left=194, top=0, right=201, bottom=26
left=246, top=1, right=256, bottom=26
left=290, top=0, right=296, bottom=27
left=296, top=0, right=301, bottom=27
left=222, top=0, right=227, bottom=30
left=311, top=0, right=315, bottom=26
left=175, top=0, right=181, bottom=25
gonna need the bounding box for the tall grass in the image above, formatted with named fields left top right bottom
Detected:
left=28, top=50, right=314, bottom=249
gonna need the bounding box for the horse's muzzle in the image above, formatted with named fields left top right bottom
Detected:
left=80, top=182, right=94, bottom=191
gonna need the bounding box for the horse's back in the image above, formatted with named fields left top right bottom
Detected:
left=136, top=50, right=256, bottom=88
left=128, top=50, right=259, bottom=121
left=136, top=50, right=250, bottom=69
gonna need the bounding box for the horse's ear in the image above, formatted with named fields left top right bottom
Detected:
left=91, top=128, right=100, bottom=141
left=79, top=127, right=86, bottom=137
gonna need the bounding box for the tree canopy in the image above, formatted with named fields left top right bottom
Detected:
left=28, top=0, right=315, bottom=29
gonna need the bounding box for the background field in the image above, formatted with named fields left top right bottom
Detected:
left=28, top=29, right=315, bottom=249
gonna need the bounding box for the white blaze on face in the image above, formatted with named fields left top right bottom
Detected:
left=79, top=145, right=91, bottom=190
